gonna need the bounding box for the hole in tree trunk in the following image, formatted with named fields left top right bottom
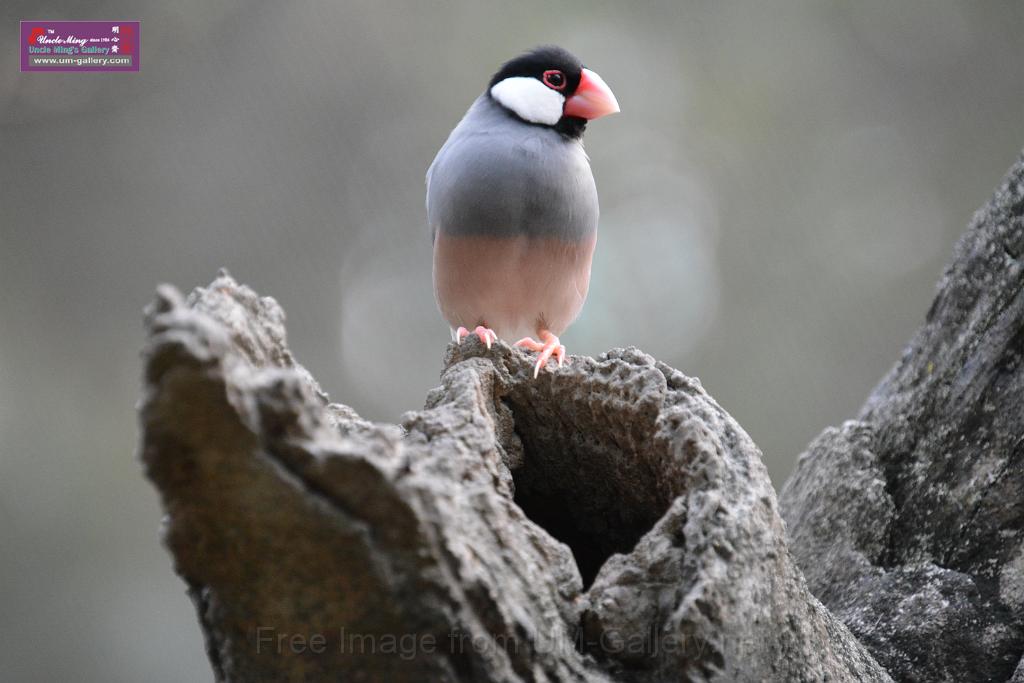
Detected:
left=502, top=365, right=681, bottom=589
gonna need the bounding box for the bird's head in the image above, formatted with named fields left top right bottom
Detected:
left=487, top=46, right=619, bottom=139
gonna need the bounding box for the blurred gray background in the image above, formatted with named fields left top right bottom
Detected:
left=1, top=1, right=1022, bottom=680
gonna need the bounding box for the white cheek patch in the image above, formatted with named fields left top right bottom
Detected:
left=489, top=77, right=565, bottom=126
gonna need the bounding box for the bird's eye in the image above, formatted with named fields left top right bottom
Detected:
left=542, top=70, right=566, bottom=91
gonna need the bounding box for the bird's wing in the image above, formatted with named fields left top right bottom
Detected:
left=426, top=94, right=599, bottom=243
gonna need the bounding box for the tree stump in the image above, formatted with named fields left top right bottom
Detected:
left=139, top=152, right=1024, bottom=682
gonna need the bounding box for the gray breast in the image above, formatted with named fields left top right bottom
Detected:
left=426, top=95, right=599, bottom=242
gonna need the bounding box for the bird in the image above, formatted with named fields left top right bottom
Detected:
left=427, top=46, right=619, bottom=378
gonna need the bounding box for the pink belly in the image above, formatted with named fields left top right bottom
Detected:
left=433, top=232, right=596, bottom=341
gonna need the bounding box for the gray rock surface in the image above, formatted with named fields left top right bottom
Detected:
left=781, top=153, right=1024, bottom=681
left=140, top=271, right=888, bottom=682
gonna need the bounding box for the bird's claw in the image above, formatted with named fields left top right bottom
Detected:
left=514, top=331, right=565, bottom=378
left=456, top=325, right=498, bottom=350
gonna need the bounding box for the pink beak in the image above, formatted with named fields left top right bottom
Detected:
left=563, top=68, right=620, bottom=120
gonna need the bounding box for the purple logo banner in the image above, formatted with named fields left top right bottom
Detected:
left=21, top=21, right=140, bottom=72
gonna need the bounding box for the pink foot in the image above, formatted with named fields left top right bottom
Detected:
left=456, top=325, right=498, bottom=350
left=514, top=330, right=566, bottom=378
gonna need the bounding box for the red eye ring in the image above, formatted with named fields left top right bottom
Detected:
left=542, top=70, right=567, bottom=91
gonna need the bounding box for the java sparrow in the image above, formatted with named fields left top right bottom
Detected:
left=427, top=46, right=619, bottom=377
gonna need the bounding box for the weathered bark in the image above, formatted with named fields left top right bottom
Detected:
left=140, top=277, right=887, bottom=681
left=780, top=153, right=1024, bottom=682
left=139, top=153, right=1024, bottom=681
